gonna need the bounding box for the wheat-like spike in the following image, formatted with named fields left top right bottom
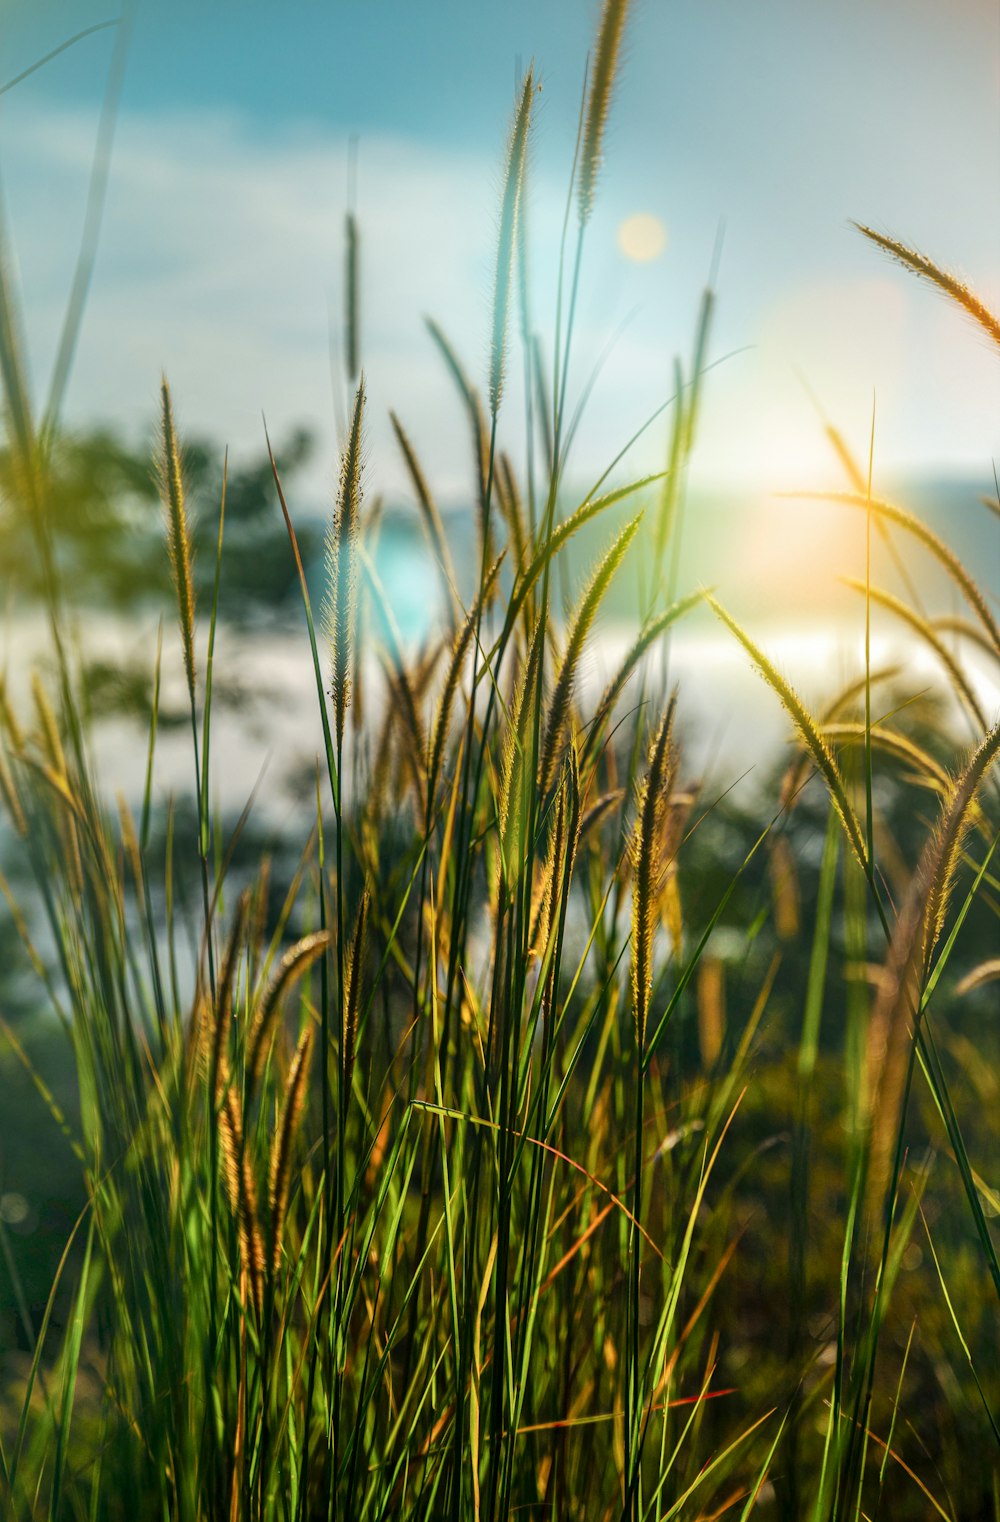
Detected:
left=345, top=211, right=360, bottom=382
left=795, top=490, right=1000, bottom=653
left=955, top=959, right=1000, bottom=996
left=218, top=1064, right=243, bottom=1212
left=768, top=836, right=801, bottom=941
left=326, top=376, right=366, bottom=750
left=654, top=783, right=692, bottom=958
left=578, top=0, right=632, bottom=225
left=922, top=720, right=1000, bottom=963
left=843, top=578, right=988, bottom=730
left=580, top=788, right=625, bottom=840
left=248, top=856, right=271, bottom=981
left=246, top=930, right=330, bottom=1094
left=343, top=887, right=370, bottom=1099
left=511, top=473, right=663, bottom=625
left=499, top=620, right=545, bottom=886
left=268, top=1022, right=314, bottom=1276
left=219, top=1081, right=265, bottom=1320
left=931, top=615, right=1000, bottom=669
left=425, top=319, right=491, bottom=546
left=389, top=410, right=460, bottom=626
left=707, top=595, right=869, bottom=876
left=31, top=673, right=64, bottom=773
left=539, top=512, right=641, bottom=795
left=496, top=452, right=527, bottom=571
left=0, top=676, right=24, bottom=752
left=116, top=792, right=143, bottom=903
left=630, top=698, right=677, bottom=1052
left=159, top=379, right=197, bottom=709
left=696, top=957, right=725, bottom=1070
left=531, top=333, right=554, bottom=480
left=381, top=654, right=428, bottom=814
left=584, top=591, right=705, bottom=764
left=867, top=718, right=1000, bottom=1212
left=532, top=748, right=583, bottom=985
left=0, top=742, right=25, bottom=836
left=0, top=218, right=35, bottom=464
left=824, top=421, right=867, bottom=493
left=211, top=891, right=249, bottom=1101
left=490, top=66, right=534, bottom=418
left=30, top=674, right=82, bottom=889
left=530, top=760, right=568, bottom=959
left=819, top=722, right=983, bottom=822
left=427, top=550, right=505, bottom=798
left=855, top=223, right=1000, bottom=351
left=779, top=665, right=903, bottom=810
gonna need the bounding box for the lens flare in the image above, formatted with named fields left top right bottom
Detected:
left=617, top=212, right=667, bottom=262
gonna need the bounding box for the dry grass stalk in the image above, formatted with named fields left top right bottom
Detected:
left=0, top=738, right=25, bottom=836
left=159, top=379, right=197, bottom=708
left=389, top=410, right=459, bottom=626
left=867, top=719, right=1000, bottom=1212
left=697, top=957, right=726, bottom=1070
left=768, top=836, right=801, bottom=941
left=531, top=748, right=581, bottom=963
left=585, top=593, right=704, bottom=763
left=219, top=1078, right=265, bottom=1320
left=499, top=621, right=544, bottom=886
left=210, top=892, right=250, bottom=1100
left=268, top=1023, right=314, bottom=1275
left=380, top=653, right=428, bottom=814
left=630, top=698, right=677, bottom=1052
left=248, top=857, right=271, bottom=982
left=539, top=512, right=641, bottom=794
left=778, top=666, right=902, bottom=811
left=425, top=319, right=491, bottom=547
left=708, top=595, right=869, bottom=876
left=495, top=452, right=527, bottom=571
left=819, top=722, right=985, bottom=825
left=31, top=673, right=64, bottom=774
left=246, top=930, right=330, bottom=1093
left=655, top=786, right=695, bottom=960
left=798, top=490, right=1000, bottom=653
left=343, top=887, right=370, bottom=1098
left=955, top=959, right=1000, bottom=996
left=579, top=788, right=625, bottom=841
left=0, top=675, right=24, bottom=751
left=843, top=578, right=988, bottom=730
left=427, top=550, right=505, bottom=797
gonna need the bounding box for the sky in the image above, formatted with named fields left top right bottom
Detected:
left=2, top=0, right=1000, bottom=515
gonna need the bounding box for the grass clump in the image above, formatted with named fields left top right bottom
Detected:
left=0, top=13, right=999, bottom=1522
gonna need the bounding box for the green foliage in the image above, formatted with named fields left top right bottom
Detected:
left=1, top=11, right=999, bottom=1522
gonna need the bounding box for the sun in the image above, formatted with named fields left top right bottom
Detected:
left=617, top=212, right=668, bottom=262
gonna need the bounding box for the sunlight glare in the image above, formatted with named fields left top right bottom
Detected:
left=617, top=212, right=667, bottom=262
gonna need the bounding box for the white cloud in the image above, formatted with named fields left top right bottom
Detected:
left=3, top=97, right=999, bottom=521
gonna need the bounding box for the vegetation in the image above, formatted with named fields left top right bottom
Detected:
left=1, top=3, right=999, bottom=1518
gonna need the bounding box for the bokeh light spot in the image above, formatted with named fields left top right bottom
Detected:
left=617, top=213, right=667, bottom=262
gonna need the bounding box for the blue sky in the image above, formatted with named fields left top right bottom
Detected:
left=3, top=0, right=1000, bottom=511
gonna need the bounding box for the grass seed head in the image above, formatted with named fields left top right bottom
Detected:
left=578, top=0, right=632, bottom=226
left=159, top=379, right=197, bottom=709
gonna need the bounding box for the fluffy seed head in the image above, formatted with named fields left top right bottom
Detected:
left=578, top=0, right=632, bottom=226
left=159, top=379, right=197, bottom=709
left=490, top=66, right=534, bottom=417
left=326, top=377, right=366, bottom=749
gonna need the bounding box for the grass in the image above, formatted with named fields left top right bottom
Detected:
left=1, top=4, right=999, bottom=1519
